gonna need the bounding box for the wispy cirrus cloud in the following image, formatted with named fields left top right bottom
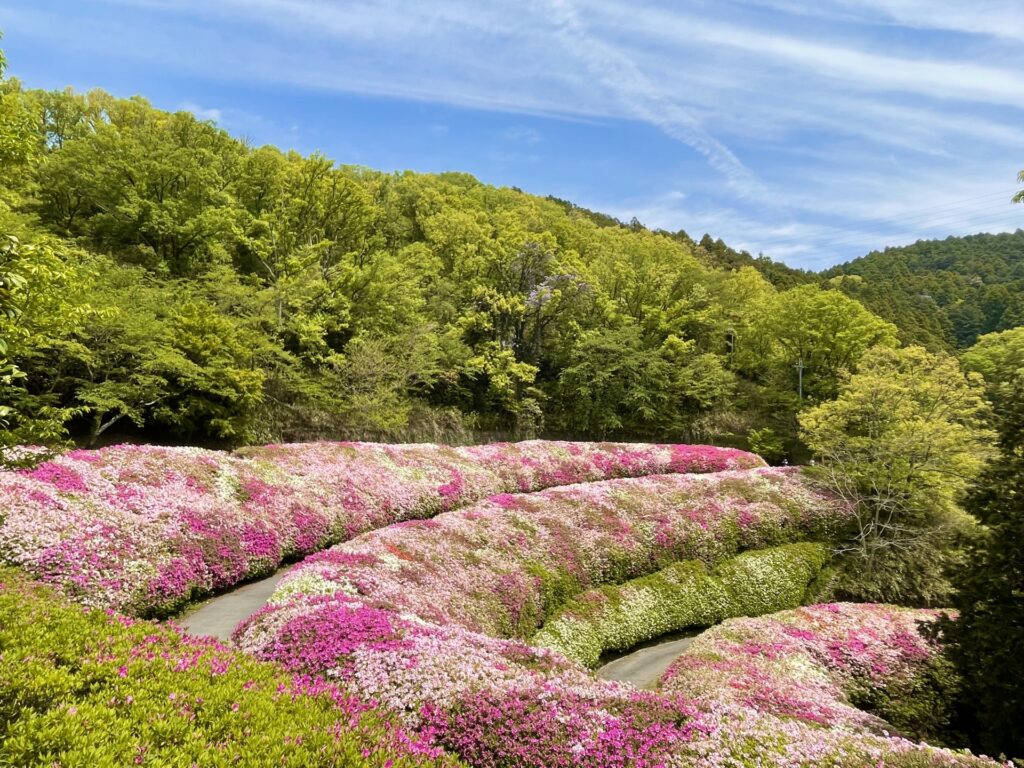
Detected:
left=741, top=0, right=1024, bottom=42
left=2, top=0, right=1022, bottom=266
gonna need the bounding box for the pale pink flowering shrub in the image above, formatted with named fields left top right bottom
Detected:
left=659, top=602, right=948, bottom=732
left=0, top=441, right=760, bottom=616
left=257, top=467, right=845, bottom=639
left=236, top=473, right=999, bottom=767
left=658, top=603, right=999, bottom=768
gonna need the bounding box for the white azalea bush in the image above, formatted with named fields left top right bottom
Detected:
left=532, top=542, right=829, bottom=667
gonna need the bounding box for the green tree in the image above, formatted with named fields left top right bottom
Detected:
left=937, top=375, right=1024, bottom=759
left=0, top=236, right=93, bottom=451
left=556, top=327, right=732, bottom=438
left=766, top=284, right=899, bottom=401
left=961, top=326, right=1024, bottom=406
left=37, top=98, right=243, bottom=274
left=557, top=326, right=673, bottom=437
left=0, top=235, right=27, bottom=427
left=800, top=345, right=993, bottom=605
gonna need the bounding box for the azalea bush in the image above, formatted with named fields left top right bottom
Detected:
left=239, top=589, right=707, bottom=768
left=0, top=569, right=464, bottom=768
left=248, top=467, right=846, bottom=640
left=659, top=603, right=964, bottom=746
left=233, top=468, right=1001, bottom=767
left=231, top=467, right=860, bottom=766
left=533, top=542, right=830, bottom=667
left=0, top=436, right=1000, bottom=768
left=0, top=440, right=760, bottom=616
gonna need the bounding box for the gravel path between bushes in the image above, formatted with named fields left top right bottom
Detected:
left=178, top=569, right=289, bottom=640
left=596, top=635, right=697, bottom=688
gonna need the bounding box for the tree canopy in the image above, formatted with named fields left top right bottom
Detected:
left=800, top=345, right=993, bottom=605
left=938, top=375, right=1024, bottom=759
left=825, top=230, right=1024, bottom=350
left=0, top=74, right=911, bottom=451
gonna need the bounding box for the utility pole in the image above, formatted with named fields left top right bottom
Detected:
left=794, top=356, right=804, bottom=400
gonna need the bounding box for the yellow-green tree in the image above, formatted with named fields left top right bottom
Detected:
left=800, top=345, right=993, bottom=605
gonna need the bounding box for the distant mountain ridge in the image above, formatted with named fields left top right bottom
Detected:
left=823, top=230, right=1024, bottom=349
left=678, top=228, right=1024, bottom=350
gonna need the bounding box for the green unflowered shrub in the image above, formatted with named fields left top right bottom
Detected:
left=531, top=543, right=829, bottom=667
left=0, top=569, right=463, bottom=768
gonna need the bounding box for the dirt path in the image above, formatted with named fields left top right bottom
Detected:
left=595, top=635, right=697, bottom=688
left=177, top=570, right=289, bottom=640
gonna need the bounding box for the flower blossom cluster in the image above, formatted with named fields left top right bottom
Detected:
left=233, top=468, right=863, bottom=766
left=0, top=441, right=759, bottom=615
left=660, top=602, right=943, bottom=731
left=253, top=468, right=843, bottom=638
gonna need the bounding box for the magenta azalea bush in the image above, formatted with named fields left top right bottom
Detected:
left=0, top=441, right=759, bottom=615
left=0, top=569, right=466, bottom=767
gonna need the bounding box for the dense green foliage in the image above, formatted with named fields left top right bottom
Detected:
left=0, top=569, right=462, bottom=768
left=532, top=542, right=829, bottom=667
left=826, top=230, right=1024, bottom=350
left=669, top=230, right=816, bottom=290
left=0, top=68, right=902, bottom=450
left=800, top=346, right=993, bottom=606
left=938, top=377, right=1024, bottom=759
left=961, top=326, right=1024, bottom=407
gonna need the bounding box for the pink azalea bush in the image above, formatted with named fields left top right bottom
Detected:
left=231, top=467, right=864, bottom=766
left=250, top=468, right=845, bottom=639
left=657, top=603, right=998, bottom=767
left=0, top=441, right=760, bottom=615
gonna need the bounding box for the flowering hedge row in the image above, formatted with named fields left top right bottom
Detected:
left=0, top=569, right=465, bottom=768
left=229, top=468, right=867, bottom=767
left=657, top=603, right=986, bottom=766
left=533, top=542, right=830, bottom=668
left=0, top=441, right=760, bottom=616
left=233, top=470, right=996, bottom=767
left=251, top=468, right=845, bottom=640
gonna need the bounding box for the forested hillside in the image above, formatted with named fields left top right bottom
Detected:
left=0, top=75, right=901, bottom=451
left=825, top=231, right=1024, bottom=349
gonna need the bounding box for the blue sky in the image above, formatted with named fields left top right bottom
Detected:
left=1, top=0, right=1023, bottom=269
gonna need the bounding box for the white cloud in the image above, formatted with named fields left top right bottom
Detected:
left=536, top=0, right=763, bottom=194
left=179, top=102, right=222, bottom=123
left=502, top=126, right=543, bottom=145
left=591, top=4, right=1024, bottom=107
left=743, top=0, right=1024, bottom=43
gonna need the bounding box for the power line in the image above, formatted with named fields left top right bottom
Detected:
left=854, top=189, right=1017, bottom=223
left=868, top=201, right=1021, bottom=230
left=733, top=190, right=1019, bottom=250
